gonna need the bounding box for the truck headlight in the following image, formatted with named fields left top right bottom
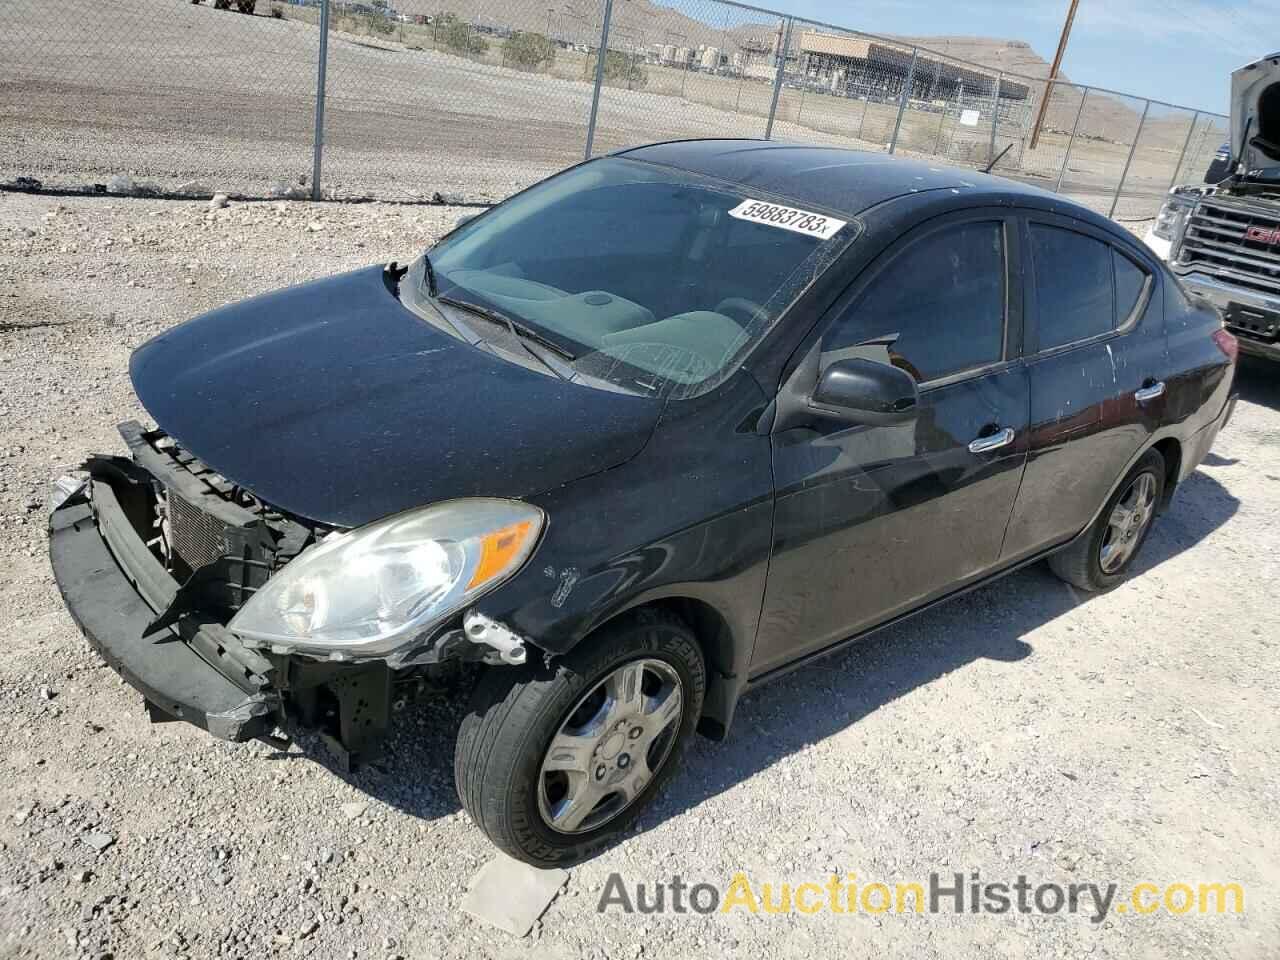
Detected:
left=1153, top=193, right=1195, bottom=240
left=228, top=499, right=543, bottom=657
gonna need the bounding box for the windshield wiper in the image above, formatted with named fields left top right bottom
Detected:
left=437, top=295, right=578, bottom=362
left=423, top=251, right=439, bottom=298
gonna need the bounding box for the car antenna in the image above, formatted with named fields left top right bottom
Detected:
left=983, top=144, right=1013, bottom=174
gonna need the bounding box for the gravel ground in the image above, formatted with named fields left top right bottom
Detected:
left=1, top=189, right=1279, bottom=959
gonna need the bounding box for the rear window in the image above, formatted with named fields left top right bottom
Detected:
left=1030, top=224, right=1114, bottom=349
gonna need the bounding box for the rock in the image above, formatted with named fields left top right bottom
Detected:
left=82, top=832, right=115, bottom=853
left=461, top=853, right=568, bottom=937
left=270, top=181, right=309, bottom=200
left=175, top=180, right=209, bottom=196
left=38, top=684, right=55, bottom=700
left=209, top=194, right=230, bottom=210
left=307, top=220, right=325, bottom=233
left=106, top=174, right=137, bottom=195
left=340, top=802, right=366, bottom=821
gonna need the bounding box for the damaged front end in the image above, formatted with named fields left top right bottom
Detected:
left=49, top=422, right=537, bottom=763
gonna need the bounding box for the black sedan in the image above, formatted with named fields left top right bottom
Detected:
left=49, top=141, right=1237, bottom=866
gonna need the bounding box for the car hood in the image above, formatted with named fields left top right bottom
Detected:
left=129, top=266, right=662, bottom=527
left=1230, top=53, right=1280, bottom=179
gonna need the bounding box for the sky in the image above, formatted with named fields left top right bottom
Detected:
left=774, top=0, right=1276, bottom=115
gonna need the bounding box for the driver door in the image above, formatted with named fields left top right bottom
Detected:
left=750, top=212, right=1030, bottom=677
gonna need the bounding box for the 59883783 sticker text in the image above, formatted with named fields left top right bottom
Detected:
left=727, top=199, right=847, bottom=240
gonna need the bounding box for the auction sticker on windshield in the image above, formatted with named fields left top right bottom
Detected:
left=728, top=199, right=847, bottom=240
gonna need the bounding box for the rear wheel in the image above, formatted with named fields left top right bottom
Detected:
left=455, top=608, right=704, bottom=866
left=1049, top=449, right=1165, bottom=591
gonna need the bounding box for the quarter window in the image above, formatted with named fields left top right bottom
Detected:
left=1030, top=224, right=1115, bottom=349
left=823, top=221, right=1006, bottom=382
left=1114, top=249, right=1148, bottom=325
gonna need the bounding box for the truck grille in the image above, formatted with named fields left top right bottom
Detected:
left=167, top=489, right=230, bottom=570
left=1180, top=200, right=1280, bottom=299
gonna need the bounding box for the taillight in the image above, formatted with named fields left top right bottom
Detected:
left=1212, top=328, right=1238, bottom=363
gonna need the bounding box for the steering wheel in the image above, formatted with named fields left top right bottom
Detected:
left=714, top=297, right=769, bottom=327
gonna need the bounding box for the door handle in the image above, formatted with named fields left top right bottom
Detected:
left=1135, top=380, right=1166, bottom=403
left=968, top=427, right=1015, bottom=454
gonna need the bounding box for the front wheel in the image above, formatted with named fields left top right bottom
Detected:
left=454, top=608, right=705, bottom=866
left=1049, top=448, right=1165, bottom=591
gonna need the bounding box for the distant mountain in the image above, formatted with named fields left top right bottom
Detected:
left=394, top=0, right=1056, bottom=79
left=391, top=0, right=1204, bottom=143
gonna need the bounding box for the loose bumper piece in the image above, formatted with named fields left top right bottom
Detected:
left=50, top=485, right=278, bottom=741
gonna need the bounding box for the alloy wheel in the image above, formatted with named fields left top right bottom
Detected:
left=1099, top=471, right=1157, bottom=574
left=537, top=658, right=684, bottom=835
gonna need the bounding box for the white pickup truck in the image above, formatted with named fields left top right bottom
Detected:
left=1146, top=53, right=1280, bottom=362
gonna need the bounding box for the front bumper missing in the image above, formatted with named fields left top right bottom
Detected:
left=49, top=430, right=523, bottom=762
left=49, top=455, right=397, bottom=759
left=50, top=483, right=278, bottom=741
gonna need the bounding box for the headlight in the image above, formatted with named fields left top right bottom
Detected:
left=228, top=498, right=543, bottom=658
left=1153, top=193, right=1195, bottom=240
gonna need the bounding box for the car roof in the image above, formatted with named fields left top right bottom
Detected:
left=616, top=138, right=1054, bottom=217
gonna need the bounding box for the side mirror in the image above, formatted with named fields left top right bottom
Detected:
left=811, top=357, right=919, bottom=425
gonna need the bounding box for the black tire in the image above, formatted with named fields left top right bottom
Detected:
left=1049, top=448, right=1165, bottom=592
left=455, top=607, right=705, bottom=867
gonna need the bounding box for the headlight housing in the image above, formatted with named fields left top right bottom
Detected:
left=228, top=498, right=543, bottom=658
left=1153, top=191, right=1196, bottom=240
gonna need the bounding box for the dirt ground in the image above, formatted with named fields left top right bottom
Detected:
left=0, top=0, right=1223, bottom=220
left=1, top=189, right=1278, bottom=959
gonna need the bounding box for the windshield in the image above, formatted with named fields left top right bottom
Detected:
left=422, top=157, right=858, bottom=397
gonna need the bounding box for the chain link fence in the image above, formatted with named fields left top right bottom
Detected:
left=0, top=0, right=1228, bottom=221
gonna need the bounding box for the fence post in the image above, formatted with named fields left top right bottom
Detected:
left=987, top=72, right=1002, bottom=165
left=582, top=0, right=615, bottom=160
left=1169, top=110, right=1200, bottom=189
left=888, top=47, right=918, bottom=154
left=311, top=0, right=331, bottom=201
left=1109, top=98, right=1150, bottom=218
left=1054, top=87, right=1087, bottom=193
left=764, top=17, right=792, bottom=140
left=931, top=102, right=947, bottom=156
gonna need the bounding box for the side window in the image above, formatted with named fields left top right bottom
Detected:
left=1114, top=249, right=1149, bottom=325
left=823, top=221, right=1006, bottom=383
left=1030, top=224, right=1114, bottom=349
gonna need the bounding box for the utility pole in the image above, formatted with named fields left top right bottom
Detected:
left=1029, top=0, right=1079, bottom=150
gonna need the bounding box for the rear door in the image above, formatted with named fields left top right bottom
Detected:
left=751, top=211, right=1030, bottom=677
left=999, top=213, right=1169, bottom=561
